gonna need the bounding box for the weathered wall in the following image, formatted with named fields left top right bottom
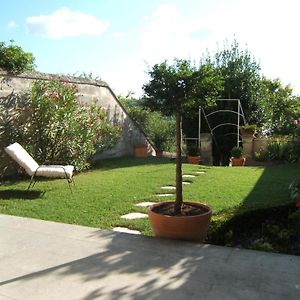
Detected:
left=0, top=71, right=155, bottom=159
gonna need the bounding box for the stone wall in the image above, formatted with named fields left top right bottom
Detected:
left=0, top=71, right=155, bottom=159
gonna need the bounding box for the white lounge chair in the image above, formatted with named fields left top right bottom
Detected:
left=5, top=142, right=74, bottom=192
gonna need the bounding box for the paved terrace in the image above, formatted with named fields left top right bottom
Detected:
left=0, top=214, right=300, bottom=299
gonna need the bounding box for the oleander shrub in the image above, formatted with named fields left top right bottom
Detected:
left=0, top=79, right=121, bottom=176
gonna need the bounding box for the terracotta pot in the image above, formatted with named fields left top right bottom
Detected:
left=187, top=155, right=201, bottom=164
left=231, top=157, right=246, bottom=166
left=134, top=144, right=148, bottom=158
left=148, top=201, right=212, bottom=242
left=240, top=129, right=256, bottom=137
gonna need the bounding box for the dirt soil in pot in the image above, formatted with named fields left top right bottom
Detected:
left=152, top=202, right=209, bottom=217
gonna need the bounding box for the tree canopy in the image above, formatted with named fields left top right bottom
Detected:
left=0, top=40, right=35, bottom=74
left=143, top=59, right=222, bottom=116
left=205, top=40, right=263, bottom=124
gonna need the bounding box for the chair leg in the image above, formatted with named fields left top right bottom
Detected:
left=28, top=176, right=36, bottom=190
left=67, top=178, right=74, bottom=194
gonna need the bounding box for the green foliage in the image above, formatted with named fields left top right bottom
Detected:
left=254, top=149, right=269, bottom=161
left=119, top=95, right=176, bottom=151
left=289, top=210, right=300, bottom=235
left=206, top=40, right=263, bottom=124
left=0, top=40, right=35, bottom=73
left=260, top=78, right=300, bottom=135
left=230, top=146, right=243, bottom=158
left=145, top=113, right=175, bottom=150
left=186, top=143, right=200, bottom=156
left=209, top=204, right=300, bottom=255
left=0, top=80, right=121, bottom=174
left=267, top=139, right=288, bottom=161
left=289, top=179, right=300, bottom=201
left=267, top=138, right=300, bottom=163
left=250, top=239, right=274, bottom=252
left=240, top=124, right=257, bottom=133
left=143, top=59, right=222, bottom=116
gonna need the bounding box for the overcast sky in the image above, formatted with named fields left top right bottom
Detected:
left=2, top=0, right=300, bottom=97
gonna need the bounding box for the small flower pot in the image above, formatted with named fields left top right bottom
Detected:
left=231, top=157, right=246, bottom=166
left=134, top=144, right=148, bottom=158
left=187, top=155, right=201, bottom=164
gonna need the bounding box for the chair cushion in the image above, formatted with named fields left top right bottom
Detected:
left=5, top=142, right=39, bottom=176
left=36, top=165, right=74, bottom=179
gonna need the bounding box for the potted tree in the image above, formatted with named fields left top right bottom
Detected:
left=230, top=146, right=246, bottom=166
left=143, top=59, right=222, bottom=242
left=186, top=143, right=201, bottom=164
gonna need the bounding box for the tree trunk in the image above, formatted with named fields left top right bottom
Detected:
left=174, top=113, right=183, bottom=215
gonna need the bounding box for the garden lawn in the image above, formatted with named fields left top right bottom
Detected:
left=0, top=157, right=298, bottom=235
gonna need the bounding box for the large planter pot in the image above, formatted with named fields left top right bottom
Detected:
left=231, top=157, right=246, bottom=166
left=148, top=201, right=212, bottom=242
left=134, top=144, right=148, bottom=158
left=187, top=155, right=201, bottom=164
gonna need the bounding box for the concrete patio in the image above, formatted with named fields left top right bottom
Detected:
left=0, top=214, right=300, bottom=299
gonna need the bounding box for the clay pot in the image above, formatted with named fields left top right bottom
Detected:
left=240, top=129, right=256, bottom=137
left=134, top=144, right=148, bottom=158
left=187, top=155, right=202, bottom=164
left=148, top=201, right=212, bottom=242
left=231, top=157, right=246, bottom=166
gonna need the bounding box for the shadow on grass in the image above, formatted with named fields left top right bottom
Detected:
left=208, top=163, right=300, bottom=254
left=239, top=163, right=299, bottom=211
left=92, top=156, right=174, bottom=171
left=0, top=189, right=44, bottom=200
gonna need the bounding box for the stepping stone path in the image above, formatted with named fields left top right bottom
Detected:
left=161, top=186, right=176, bottom=190
left=182, top=174, right=196, bottom=178
left=113, top=227, right=141, bottom=235
left=135, top=202, right=156, bottom=207
left=118, top=168, right=210, bottom=231
left=120, top=212, right=148, bottom=219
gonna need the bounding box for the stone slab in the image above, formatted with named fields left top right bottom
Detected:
left=156, top=193, right=174, bottom=197
left=135, top=202, right=156, bottom=207
left=182, top=174, right=196, bottom=178
left=113, top=227, right=141, bottom=235
left=161, top=186, right=176, bottom=190
left=120, top=213, right=148, bottom=220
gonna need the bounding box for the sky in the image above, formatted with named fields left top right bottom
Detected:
left=1, top=0, right=300, bottom=97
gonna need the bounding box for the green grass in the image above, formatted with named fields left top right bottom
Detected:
left=0, top=157, right=299, bottom=235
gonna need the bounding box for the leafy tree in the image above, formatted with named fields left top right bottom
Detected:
left=260, top=78, right=300, bottom=135
left=143, top=59, right=221, bottom=214
left=0, top=40, right=35, bottom=73
left=206, top=40, right=263, bottom=124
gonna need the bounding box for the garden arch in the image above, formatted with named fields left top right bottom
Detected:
left=199, top=99, right=246, bottom=164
